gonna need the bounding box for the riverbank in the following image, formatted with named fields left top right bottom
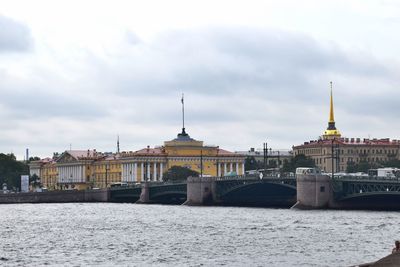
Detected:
left=0, top=189, right=108, bottom=203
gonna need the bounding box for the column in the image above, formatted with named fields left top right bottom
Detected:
left=130, top=163, right=134, bottom=182
left=154, top=163, right=157, bottom=181
left=236, top=163, right=239, bottom=175
left=160, top=163, right=163, bottom=181
left=242, top=163, right=245, bottom=175
left=134, top=163, right=138, bottom=182
left=141, top=163, right=144, bottom=181
left=217, top=163, right=221, bottom=177
left=147, top=163, right=150, bottom=181
left=224, top=163, right=227, bottom=176
left=230, top=163, right=233, bottom=173
left=122, top=164, right=126, bottom=182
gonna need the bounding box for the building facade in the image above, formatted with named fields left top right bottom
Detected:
left=235, top=147, right=293, bottom=170
left=293, top=87, right=400, bottom=173
left=119, top=128, right=245, bottom=182
left=29, top=128, right=245, bottom=190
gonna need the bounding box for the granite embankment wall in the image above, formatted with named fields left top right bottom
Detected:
left=0, top=189, right=109, bottom=204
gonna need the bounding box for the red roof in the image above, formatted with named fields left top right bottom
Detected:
left=294, top=137, right=400, bottom=148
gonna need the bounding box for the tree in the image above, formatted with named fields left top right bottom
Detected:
left=163, top=166, right=199, bottom=182
left=30, top=173, right=42, bottom=188
left=0, top=153, right=29, bottom=190
left=281, top=154, right=315, bottom=173
left=381, top=159, right=400, bottom=168
left=28, top=156, right=41, bottom=162
left=245, top=156, right=260, bottom=171
left=346, top=160, right=380, bottom=173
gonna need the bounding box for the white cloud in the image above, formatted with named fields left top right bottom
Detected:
left=0, top=1, right=400, bottom=159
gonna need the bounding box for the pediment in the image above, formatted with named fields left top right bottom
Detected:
left=56, top=152, right=78, bottom=163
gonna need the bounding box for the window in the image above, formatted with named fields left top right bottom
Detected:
left=320, top=186, right=325, bottom=192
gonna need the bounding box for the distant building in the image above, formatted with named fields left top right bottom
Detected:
left=293, top=85, right=400, bottom=173
left=119, top=128, right=245, bottom=182
left=235, top=148, right=293, bottom=169
left=29, top=128, right=245, bottom=190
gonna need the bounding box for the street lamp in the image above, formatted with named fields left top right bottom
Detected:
left=105, top=163, right=110, bottom=188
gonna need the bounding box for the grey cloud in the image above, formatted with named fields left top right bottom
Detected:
left=0, top=15, right=32, bottom=52
left=103, top=27, right=392, bottom=103
left=2, top=26, right=400, bottom=158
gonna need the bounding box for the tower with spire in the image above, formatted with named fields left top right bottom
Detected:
left=322, top=81, right=341, bottom=140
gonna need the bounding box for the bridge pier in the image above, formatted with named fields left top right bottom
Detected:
left=292, top=172, right=332, bottom=209
left=136, top=182, right=150, bottom=204
left=184, top=177, right=215, bottom=205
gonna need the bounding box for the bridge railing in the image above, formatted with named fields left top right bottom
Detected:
left=332, top=175, right=400, bottom=182
left=212, top=174, right=295, bottom=181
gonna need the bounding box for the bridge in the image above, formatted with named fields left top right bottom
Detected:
left=331, top=176, right=400, bottom=209
left=109, top=175, right=297, bottom=207
left=109, top=185, right=142, bottom=203
left=213, top=175, right=296, bottom=207
left=109, top=174, right=400, bottom=209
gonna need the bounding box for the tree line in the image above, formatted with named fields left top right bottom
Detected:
left=0, top=153, right=29, bottom=190
left=245, top=154, right=316, bottom=173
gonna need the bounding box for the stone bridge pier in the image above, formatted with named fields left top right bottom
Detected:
left=292, top=172, right=332, bottom=209
left=184, top=177, right=215, bottom=205
left=292, top=170, right=400, bottom=210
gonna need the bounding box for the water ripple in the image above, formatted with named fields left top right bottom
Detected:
left=0, top=203, right=398, bottom=266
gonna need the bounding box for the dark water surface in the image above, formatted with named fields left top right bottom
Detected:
left=0, top=203, right=399, bottom=266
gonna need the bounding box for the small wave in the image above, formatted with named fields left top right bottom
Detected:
left=0, top=257, right=9, bottom=261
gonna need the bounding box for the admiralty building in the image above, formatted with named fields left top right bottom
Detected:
left=29, top=128, right=245, bottom=190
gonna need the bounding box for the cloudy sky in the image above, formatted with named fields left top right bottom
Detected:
left=1, top=0, right=399, bottom=159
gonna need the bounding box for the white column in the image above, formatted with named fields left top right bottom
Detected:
left=236, top=163, right=239, bottom=174
left=134, top=163, right=138, bottom=182
left=224, top=163, right=227, bottom=176
left=126, top=164, right=128, bottom=182
left=160, top=163, right=163, bottom=181
left=230, top=163, right=233, bottom=173
left=217, top=163, right=221, bottom=177
left=141, top=163, right=144, bottom=181
left=130, top=163, right=134, bottom=182
left=127, top=164, right=131, bottom=182
left=147, top=163, right=150, bottom=180
left=154, top=163, right=157, bottom=181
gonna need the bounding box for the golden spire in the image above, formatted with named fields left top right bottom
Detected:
left=323, top=81, right=341, bottom=139
left=329, top=81, right=335, bottom=123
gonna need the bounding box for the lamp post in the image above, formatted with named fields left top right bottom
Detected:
left=105, top=163, right=110, bottom=188
left=200, top=150, right=203, bottom=178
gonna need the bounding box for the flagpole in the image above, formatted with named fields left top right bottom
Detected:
left=181, top=93, right=185, bottom=131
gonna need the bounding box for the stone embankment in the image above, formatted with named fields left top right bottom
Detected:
left=0, top=189, right=109, bottom=204
left=352, top=253, right=400, bottom=267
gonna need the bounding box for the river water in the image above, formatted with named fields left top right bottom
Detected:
left=0, top=203, right=398, bottom=267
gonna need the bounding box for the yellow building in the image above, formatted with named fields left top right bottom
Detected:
left=29, top=157, right=58, bottom=190
left=92, top=154, right=122, bottom=188
left=120, top=128, right=245, bottom=182
left=29, top=129, right=245, bottom=189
